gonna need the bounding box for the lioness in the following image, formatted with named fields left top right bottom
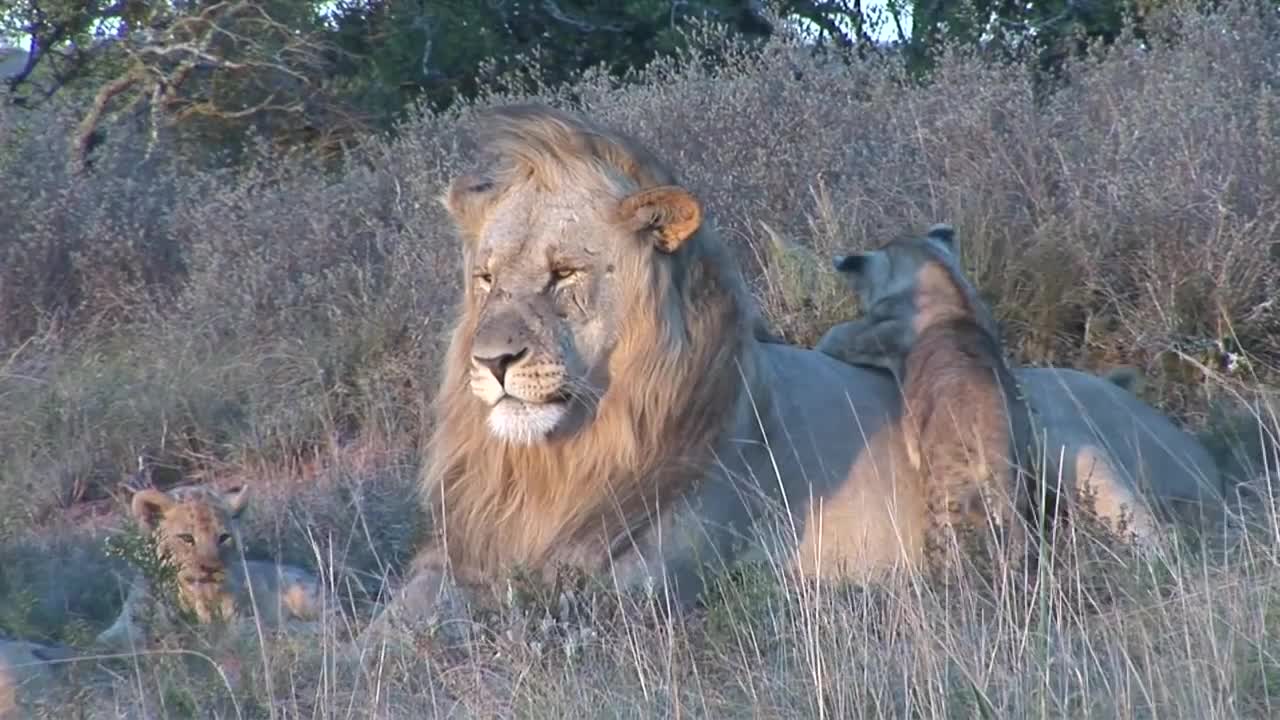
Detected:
left=96, top=485, right=327, bottom=650
left=361, top=104, right=1224, bottom=641
left=815, top=224, right=1035, bottom=571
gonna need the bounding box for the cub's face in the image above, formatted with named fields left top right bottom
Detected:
left=131, top=486, right=248, bottom=619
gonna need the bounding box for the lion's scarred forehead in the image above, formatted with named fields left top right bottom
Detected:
left=474, top=182, right=628, bottom=267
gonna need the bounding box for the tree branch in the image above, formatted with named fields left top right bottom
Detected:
left=72, top=71, right=141, bottom=174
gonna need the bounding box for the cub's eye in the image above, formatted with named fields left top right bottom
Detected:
left=177, top=533, right=195, bottom=545
left=217, top=533, right=233, bottom=546
left=473, top=271, right=493, bottom=286
left=550, top=267, right=578, bottom=283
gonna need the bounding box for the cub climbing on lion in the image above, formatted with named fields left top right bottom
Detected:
left=816, top=223, right=1223, bottom=551
left=815, top=223, right=1037, bottom=575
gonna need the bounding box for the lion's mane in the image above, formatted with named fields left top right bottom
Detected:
left=423, top=105, right=763, bottom=582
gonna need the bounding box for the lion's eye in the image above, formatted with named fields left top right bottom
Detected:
left=473, top=271, right=493, bottom=289
left=177, top=533, right=195, bottom=545
left=550, top=267, right=578, bottom=283
left=217, top=533, right=233, bottom=546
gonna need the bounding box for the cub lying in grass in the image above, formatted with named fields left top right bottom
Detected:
left=96, top=484, right=329, bottom=650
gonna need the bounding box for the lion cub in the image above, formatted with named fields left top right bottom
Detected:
left=816, top=224, right=1034, bottom=572
left=96, top=484, right=328, bottom=650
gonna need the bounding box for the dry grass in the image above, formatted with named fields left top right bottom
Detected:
left=2, top=1, right=1280, bottom=717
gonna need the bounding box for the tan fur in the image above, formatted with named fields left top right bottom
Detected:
left=817, top=227, right=1034, bottom=572
left=362, top=105, right=1224, bottom=641
left=96, top=485, right=326, bottom=650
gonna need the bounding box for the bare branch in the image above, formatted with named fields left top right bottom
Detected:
left=173, top=92, right=301, bottom=121
left=72, top=71, right=141, bottom=174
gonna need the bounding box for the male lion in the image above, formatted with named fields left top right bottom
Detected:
left=815, top=223, right=1036, bottom=572
left=363, top=104, right=1225, bottom=638
left=96, top=485, right=327, bottom=651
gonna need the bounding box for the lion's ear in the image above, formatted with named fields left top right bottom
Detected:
left=926, top=223, right=956, bottom=252
left=131, top=489, right=175, bottom=532
left=222, top=485, right=250, bottom=518
left=833, top=253, right=869, bottom=274
left=441, top=173, right=497, bottom=240
left=617, top=185, right=702, bottom=254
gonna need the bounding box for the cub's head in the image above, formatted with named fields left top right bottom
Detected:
left=834, top=223, right=1003, bottom=340
left=832, top=223, right=960, bottom=309
left=131, top=485, right=249, bottom=618
left=442, top=105, right=707, bottom=446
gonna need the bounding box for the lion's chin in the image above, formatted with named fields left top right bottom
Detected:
left=486, top=397, right=569, bottom=445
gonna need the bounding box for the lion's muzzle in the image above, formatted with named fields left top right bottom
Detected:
left=469, top=348, right=574, bottom=444
left=182, top=564, right=226, bottom=586
left=473, top=347, right=527, bottom=387
left=470, top=353, right=571, bottom=405
left=469, top=311, right=580, bottom=443
left=470, top=324, right=571, bottom=407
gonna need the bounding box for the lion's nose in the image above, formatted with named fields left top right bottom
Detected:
left=473, top=347, right=528, bottom=385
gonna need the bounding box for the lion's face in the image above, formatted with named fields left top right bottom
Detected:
left=446, top=170, right=703, bottom=445
left=131, top=485, right=249, bottom=621
left=465, top=184, right=626, bottom=444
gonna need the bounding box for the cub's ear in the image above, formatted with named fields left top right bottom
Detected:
left=926, top=223, right=956, bottom=250
left=131, top=489, right=175, bottom=532
left=617, top=185, right=702, bottom=254
left=222, top=485, right=251, bottom=518
left=833, top=253, right=869, bottom=274
left=440, top=173, right=497, bottom=239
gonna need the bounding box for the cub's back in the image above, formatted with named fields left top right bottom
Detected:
left=239, top=560, right=325, bottom=624
left=902, top=314, right=1031, bottom=478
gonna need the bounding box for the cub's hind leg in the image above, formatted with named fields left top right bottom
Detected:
left=1069, top=442, right=1160, bottom=548
left=916, top=415, right=1031, bottom=582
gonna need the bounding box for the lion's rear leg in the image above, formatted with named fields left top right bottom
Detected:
left=1068, top=443, right=1160, bottom=548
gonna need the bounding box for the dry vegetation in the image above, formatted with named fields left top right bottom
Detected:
left=2, top=2, right=1280, bottom=717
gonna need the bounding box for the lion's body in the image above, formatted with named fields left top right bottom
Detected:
left=814, top=227, right=1034, bottom=572
left=364, top=105, right=1226, bottom=637
left=1, top=638, right=73, bottom=718
left=96, top=486, right=325, bottom=651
